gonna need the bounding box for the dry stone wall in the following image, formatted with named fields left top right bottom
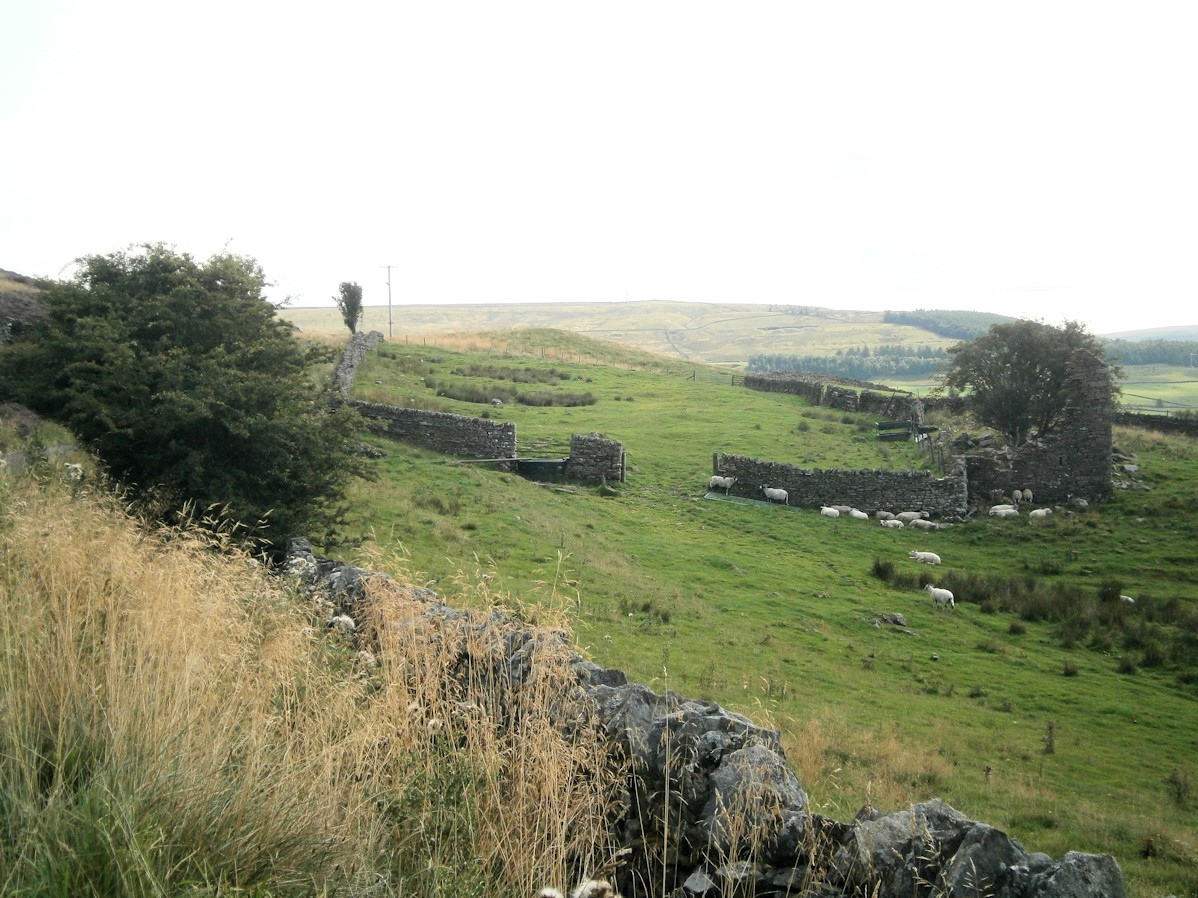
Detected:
left=744, top=371, right=918, bottom=421
left=564, top=432, right=625, bottom=482
left=346, top=400, right=516, bottom=459
left=332, top=331, right=384, bottom=394
left=716, top=453, right=969, bottom=516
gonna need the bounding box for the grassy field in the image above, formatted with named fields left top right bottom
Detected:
left=341, top=334, right=1198, bottom=898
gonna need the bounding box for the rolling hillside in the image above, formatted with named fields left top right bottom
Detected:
left=343, top=331, right=1198, bottom=898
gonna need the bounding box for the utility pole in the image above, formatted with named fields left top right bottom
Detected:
left=380, top=265, right=396, bottom=338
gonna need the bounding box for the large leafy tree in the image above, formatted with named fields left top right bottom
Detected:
left=0, top=244, right=370, bottom=547
left=940, top=319, right=1120, bottom=447
left=335, top=281, right=363, bottom=334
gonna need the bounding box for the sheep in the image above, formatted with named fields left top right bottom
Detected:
left=537, top=878, right=623, bottom=898
left=989, top=506, right=1019, bottom=517
left=880, top=519, right=904, bottom=528
left=896, top=511, right=929, bottom=524
left=1028, top=508, right=1052, bottom=519
left=832, top=505, right=854, bottom=514
left=849, top=508, right=870, bottom=520
left=908, top=550, right=941, bottom=565
left=819, top=506, right=840, bottom=518
left=925, top=584, right=955, bottom=609
left=709, top=474, right=736, bottom=493
left=988, top=503, right=1017, bottom=513
left=875, top=511, right=896, bottom=520
left=1120, top=595, right=1135, bottom=604
left=1021, top=488, right=1034, bottom=504
left=763, top=487, right=788, bottom=505
left=909, top=519, right=941, bottom=531
left=64, top=463, right=84, bottom=481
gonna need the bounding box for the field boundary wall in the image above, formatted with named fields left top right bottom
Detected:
left=715, top=452, right=968, bottom=516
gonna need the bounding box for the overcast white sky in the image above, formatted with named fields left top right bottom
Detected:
left=3, top=2, right=1195, bottom=335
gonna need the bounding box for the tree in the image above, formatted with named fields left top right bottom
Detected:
left=335, top=281, right=363, bottom=334
left=0, top=244, right=371, bottom=547
left=940, top=319, right=1120, bottom=447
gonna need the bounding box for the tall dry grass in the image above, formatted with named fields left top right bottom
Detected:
left=0, top=464, right=624, bottom=896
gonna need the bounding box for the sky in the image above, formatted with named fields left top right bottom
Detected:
left=2, top=2, right=1195, bottom=336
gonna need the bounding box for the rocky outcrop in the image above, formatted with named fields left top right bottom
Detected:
left=283, top=540, right=1127, bottom=898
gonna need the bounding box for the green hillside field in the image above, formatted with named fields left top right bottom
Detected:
left=340, top=332, right=1198, bottom=898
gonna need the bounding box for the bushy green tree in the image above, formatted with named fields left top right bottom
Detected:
left=0, top=244, right=371, bottom=547
left=940, top=319, right=1120, bottom=447
left=335, top=281, right=363, bottom=334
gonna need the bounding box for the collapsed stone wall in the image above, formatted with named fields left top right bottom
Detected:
left=565, top=432, right=625, bottom=483
left=716, top=453, right=969, bottom=516
left=287, top=539, right=1127, bottom=898
left=332, top=330, right=385, bottom=394
left=346, top=400, right=517, bottom=459
left=963, top=350, right=1114, bottom=504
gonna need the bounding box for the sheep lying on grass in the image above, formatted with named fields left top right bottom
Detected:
left=1028, top=508, right=1053, bottom=519
left=908, top=550, right=941, bottom=565
left=820, top=506, right=839, bottom=518
left=880, top=519, right=904, bottom=529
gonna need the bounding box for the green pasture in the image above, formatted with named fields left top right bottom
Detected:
left=343, top=338, right=1198, bottom=898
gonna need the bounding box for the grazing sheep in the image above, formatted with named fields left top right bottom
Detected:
left=880, top=519, right=904, bottom=528
left=820, top=506, right=840, bottom=518
left=1021, top=488, right=1034, bottom=504
left=925, top=584, right=955, bottom=609
left=1012, top=489, right=1024, bottom=503
left=989, top=506, right=1020, bottom=517
left=1028, top=508, right=1052, bottom=519
left=709, top=474, right=736, bottom=493
left=875, top=511, right=896, bottom=520
left=849, top=508, right=870, bottom=520
left=1120, top=595, right=1135, bottom=604
left=896, top=511, right=929, bottom=524
left=909, top=519, right=940, bottom=531
left=908, top=550, right=941, bottom=565
left=763, top=487, right=788, bottom=505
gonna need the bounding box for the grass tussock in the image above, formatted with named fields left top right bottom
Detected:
left=0, top=467, right=623, bottom=897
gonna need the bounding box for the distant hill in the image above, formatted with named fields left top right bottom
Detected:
left=1101, top=324, right=1198, bottom=342
left=282, top=300, right=961, bottom=366
left=881, top=309, right=1016, bottom=340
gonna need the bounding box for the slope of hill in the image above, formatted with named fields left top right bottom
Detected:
left=344, top=332, right=1198, bottom=898
left=0, top=268, right=49, bottom=324
left=283, top=300, right=962, bottom=365
left=1103, top=324, right=1198, bottom=342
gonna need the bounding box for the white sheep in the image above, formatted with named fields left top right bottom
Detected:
left=763, top=487, right=788, bottom=505
left=849, top=508, right=870, bottom=520
left=880, top=519, right=904, bottom=528
left=909, top=519, right=940, bottom=531
left=832, top=505, right=854, bottom=514
left=908, top=550, right=941, bottom=564
left=1028, top=508, right=1052, bottom=519
left=820, top=505, right=840, bottom=518
left=989, top=506, right=1019, bottom=517
left=1012, top=489, right=1023, bottom=503
left=64, top=463, right=84, bottom=481
left=1021, top=488, right=1034, bottom=504
left=875, top=511, right=896, bottom=520
left=709, top=474, right=736, bottom=493
left=1120, top=595, right=1135, bottom=604
left=896, top=511, right=929, bottom=524
left=925, top=584, right=955, bottom=609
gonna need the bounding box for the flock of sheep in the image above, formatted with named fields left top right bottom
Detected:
left=708, top=475, right=1077, bottom=612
